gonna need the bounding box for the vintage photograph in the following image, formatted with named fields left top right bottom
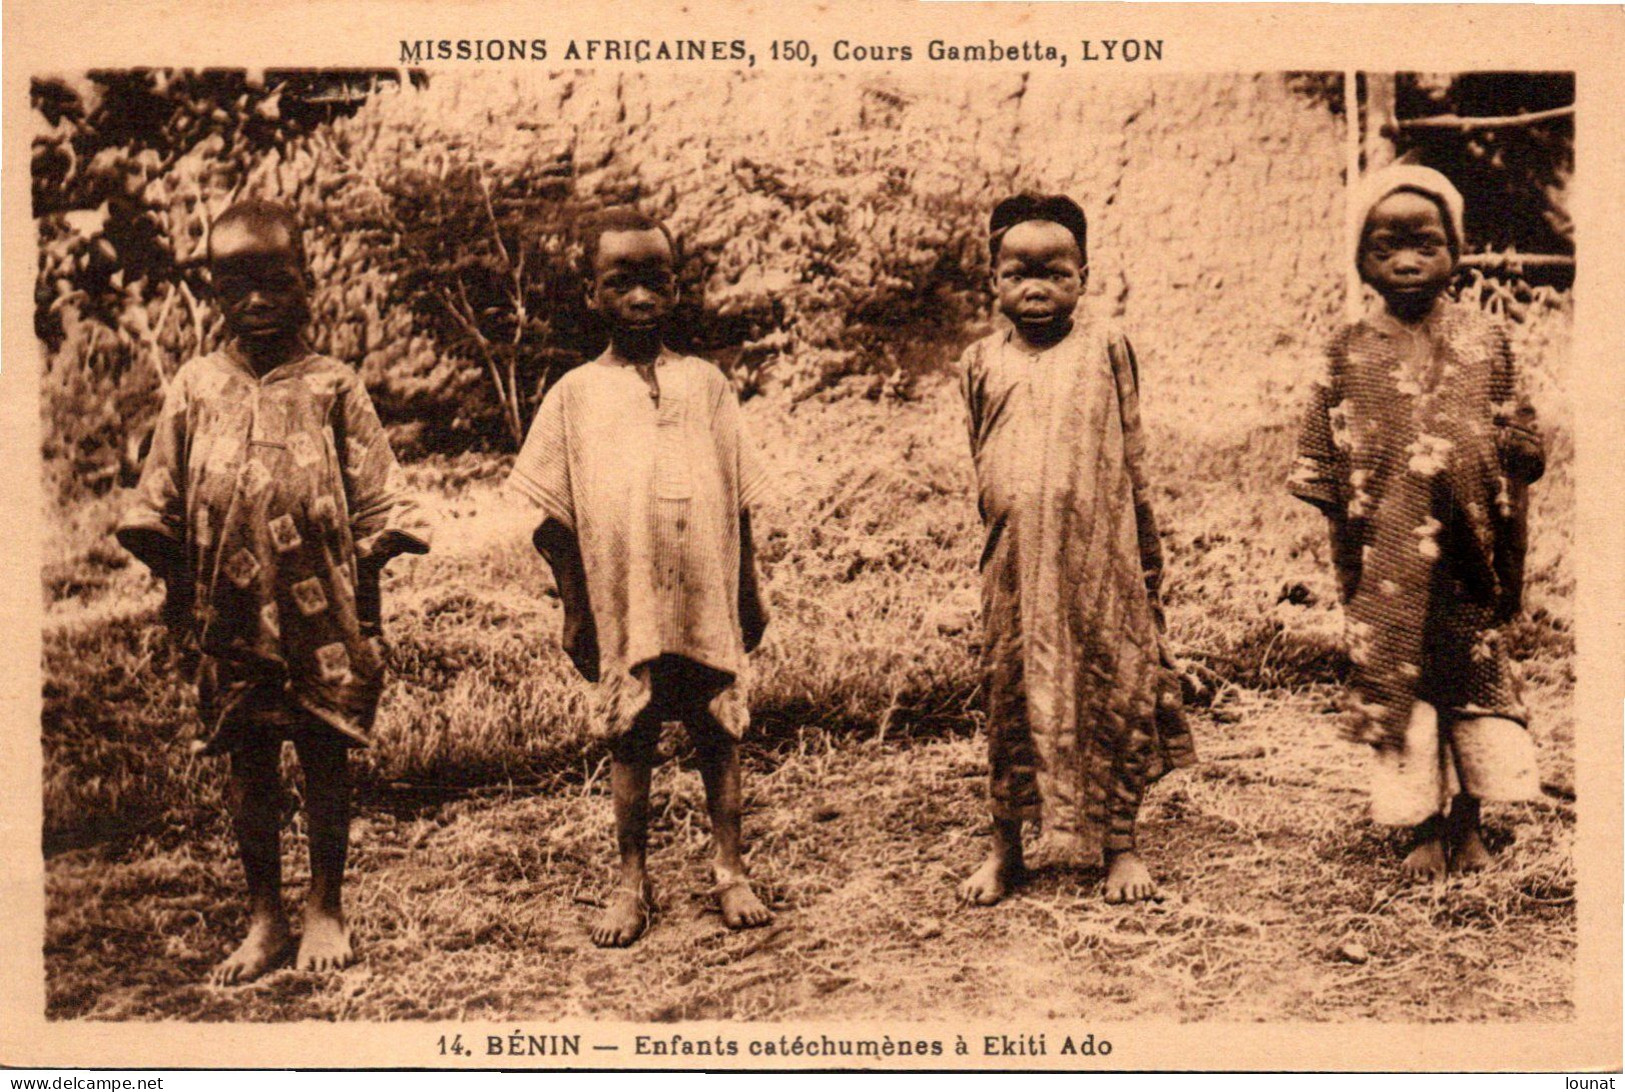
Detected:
left=26, top=60, right=1585, bottom=1032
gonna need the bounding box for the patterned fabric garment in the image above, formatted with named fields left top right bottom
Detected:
left=959, top=316, right=1195, bottom=867
left=1289, top=300, right=1544, bottom=750
left=117, top=347, right=432, bottom=752
left=508, top=349, right=768, bottom=741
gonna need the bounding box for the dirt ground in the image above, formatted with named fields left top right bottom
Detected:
left=45, top=691, right=1574, bottom=1023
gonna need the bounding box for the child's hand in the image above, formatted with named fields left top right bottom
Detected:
left=158, top=577, right=200, bottom=676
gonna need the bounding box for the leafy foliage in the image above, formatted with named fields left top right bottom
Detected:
left=1395, top=72, right=1574, bottom=270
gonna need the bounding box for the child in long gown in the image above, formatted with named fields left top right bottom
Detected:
left=955, top=193, right=1195, bottom=906
left=118, top=200, right=431, bottom=982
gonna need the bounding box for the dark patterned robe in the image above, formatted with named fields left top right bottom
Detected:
left=1289, top=301, right=1544, bottom=749
left=117, top=346, right=431, bottom=751
left=959, top=318, right=1195, bottom=866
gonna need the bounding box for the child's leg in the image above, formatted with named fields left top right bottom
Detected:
left=1444, top=793, right=1490, bottom=872
left=213, top=739, right=292, bottom=985
left=692, top=723, right=773, bottom=930
left=1103, top=785, right=1157, bottom=904
left=592, top=719, right=659, bottom=948
left=1373, top=703, right=1449, bottom=880
left=958, top=816, right=1023, bottom=906
left=292, top=731, right=354, bottom=972
left=1446, top=714, right=1540, bottom=872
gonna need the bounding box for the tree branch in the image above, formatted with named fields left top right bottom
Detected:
left=1389, top=104, right=1574, bottom=132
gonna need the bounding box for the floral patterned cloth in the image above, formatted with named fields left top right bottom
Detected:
left=117, top=346, right=432, bottom=752
left=1289, top=301, right=1544, bottom=749
left=959, top=317, right=1194, bottom=866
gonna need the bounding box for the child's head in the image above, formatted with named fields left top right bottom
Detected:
left=1354, top=166, right=1465, bottom=318
left=988, top=193, right=1088, bottom=338
left=580, top=207, right=678, bottom=346
left=208, top=199, right=311, bottom=351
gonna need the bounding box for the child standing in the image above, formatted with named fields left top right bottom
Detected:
left=117, top=200, right=431, bottom=983
left=956, top=193, right=1195, bottom=907
left=507, top=207, right=774, bottom=947
left=1289, top=165, right=1545, bottom=879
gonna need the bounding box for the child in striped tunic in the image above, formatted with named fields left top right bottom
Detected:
left=508, top=207, right=773, bottom=946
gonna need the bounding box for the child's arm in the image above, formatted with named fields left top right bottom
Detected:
left=506, top=384, right=573, bottom=531
left=1489, top=326, right=1543, bottom=621
left=115, top=370, right=193, bottom=638
left=336, top=369, right=433, bottom=569
left=732, top=392, right=771, bottom=654
left=1491, top=327, right=1545, bottom=486
left=116, top=372, right=189, bottom=574
left=1107, top=334, right=1171, bottom=633
left=506, top=387, right=600, bottom=679
left=531, top=517, right=600, bottom=681
left=1287, top=346, right=1360, bottom=602
left=957, top=341, right=993, bottom=527
left=957, top=346, right=981, bottom=456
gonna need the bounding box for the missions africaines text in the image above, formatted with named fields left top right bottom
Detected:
left=397, top=38, right=1115, bottom=64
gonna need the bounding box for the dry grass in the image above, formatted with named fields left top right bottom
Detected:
left=40, top=322, right=1575, bottom=1022
left=44, top=716, right=1573, bottom=1022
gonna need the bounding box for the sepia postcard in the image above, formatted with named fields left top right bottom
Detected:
left=2, top=0, right=1621, bottom=1073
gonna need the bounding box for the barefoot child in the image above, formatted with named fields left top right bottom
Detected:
left=1289, top=165, right=1545, bottom=879
left=507, top=207, right=773, bottom=947
left=117, top=200, right=431, bottom=983
left=955, top=193, right=1195, bottom=907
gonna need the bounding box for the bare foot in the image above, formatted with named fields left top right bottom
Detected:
left=591, top=885, right=651, bottom=948
left=211, top=914, right=292, bottom=986
left=714, top=877, right=774, bottom=930
left=296, top=908, right=354, bottom=973
left=1450, top=828, right=1493, bottom=873
left=1401, top=815, right=1448, bottom=881
left=958, top=852, right=1020, bottom=906
left=1103, top=850, right=1159, bottom=904
left=1401, top=837, right=1448, bottom=881
left=1447, top=795, right=1492, bottom=874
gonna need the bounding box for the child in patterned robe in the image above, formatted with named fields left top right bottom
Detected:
left=1289, top=166, right=1545, bottom=879
left=956, top=193, right=1195, bottom=907
left=507, top=207, right=773, bottom=947
left=118, top=200, right=431, bottom=982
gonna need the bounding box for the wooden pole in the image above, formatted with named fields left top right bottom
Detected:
left=1460, top=252, right=1575, bottom=269
left=1363, top=73, right=1396, bottom=173
left=1343, top=70, right=1364, bottom=321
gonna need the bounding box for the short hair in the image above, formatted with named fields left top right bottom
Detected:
left=208, top=199, right=307, bottom=267
left=579, top=206, right=677, bottom=274
left=989, top=192, right=1088, bottom=265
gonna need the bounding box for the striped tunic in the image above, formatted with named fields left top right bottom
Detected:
left=508, top=350, right=767, bottom=740
left=959, top=319, right=1194, bottom=865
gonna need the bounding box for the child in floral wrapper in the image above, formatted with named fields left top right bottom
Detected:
left=1289, top=165, right=1545, bottom=879
left=117, top=200, right=432, bottom=983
